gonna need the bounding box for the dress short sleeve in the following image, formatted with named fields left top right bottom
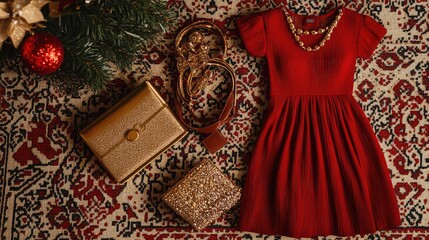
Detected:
left=236, top=13, right=267, bottom=57
left=357, top=14, right=387, bottom=59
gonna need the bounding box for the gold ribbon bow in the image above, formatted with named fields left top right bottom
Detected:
left=0, top=0, right=48, bottom=49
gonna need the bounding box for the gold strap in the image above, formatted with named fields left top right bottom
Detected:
left=99, top=104, right=167, bottom=159
left=175, top=20, right=236, bottom=135
left=175, top=20, right=229, bottom=104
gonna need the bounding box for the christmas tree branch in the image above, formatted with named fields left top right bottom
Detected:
left=1, top=0, right=173, bottom=94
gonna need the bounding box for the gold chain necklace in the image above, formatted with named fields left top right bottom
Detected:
left=282, top=6, right=343, bottom=51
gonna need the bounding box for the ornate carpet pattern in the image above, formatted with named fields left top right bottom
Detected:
left=0, top=0, right=428, bottom=239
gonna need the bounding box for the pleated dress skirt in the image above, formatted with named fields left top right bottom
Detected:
left=238, top=96, right=401, bottom=237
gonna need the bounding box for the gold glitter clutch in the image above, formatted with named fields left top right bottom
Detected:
left=80, top=81, right=188, bottom=183
left=162, top=158, right=242, bottom=231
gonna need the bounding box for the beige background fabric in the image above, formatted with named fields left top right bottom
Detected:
left=0, top=0, right=428, bottom=239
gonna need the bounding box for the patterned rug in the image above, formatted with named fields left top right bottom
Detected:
left=1, top=0, right=428, bottom=239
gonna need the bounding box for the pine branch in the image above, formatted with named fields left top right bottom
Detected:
left=60, top=0, right=173, bottom=71
left=43, top=19, right=114, bottom=92
left=1, top=0, right=174, bottom=94
left=62, top=40, right=114, bottom=91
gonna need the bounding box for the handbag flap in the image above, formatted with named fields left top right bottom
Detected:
left=101, top=107, right=186, bottom=182
left=80, top=82, right=164, bottom=157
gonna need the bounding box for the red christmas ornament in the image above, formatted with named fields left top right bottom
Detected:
left=21, top=32, right=65, bottom=75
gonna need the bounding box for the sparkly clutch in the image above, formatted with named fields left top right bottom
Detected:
left=162, top=158, right=242, bottom=231
left=80, top=81, right=188, bottom=183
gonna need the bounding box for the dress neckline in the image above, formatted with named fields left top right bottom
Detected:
left=282, top=5, right=344, bottom=22
left=280, top=5, right=345, bottom=52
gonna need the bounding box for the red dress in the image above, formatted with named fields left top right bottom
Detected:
left=236, top=6, right=401, bottom=237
